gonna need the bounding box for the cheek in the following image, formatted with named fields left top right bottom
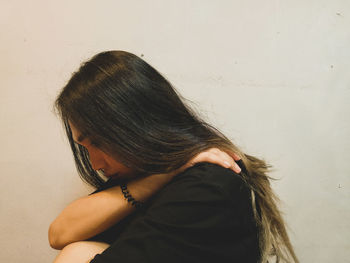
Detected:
left=106, top=156, right=127, bottom=170
left=102, top=152, right=135, bottom=174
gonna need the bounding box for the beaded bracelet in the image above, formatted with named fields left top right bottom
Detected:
left=120, top=183, right=144, bottom=209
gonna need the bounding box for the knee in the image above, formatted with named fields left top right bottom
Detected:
left=53, top=241, right=110, bottom=263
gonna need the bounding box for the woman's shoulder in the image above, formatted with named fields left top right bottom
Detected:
left=146, top=161, right=253, bottom=213
left=170, top=161, right=251, bottom=201
left=144, top=161, right=258, bottom=237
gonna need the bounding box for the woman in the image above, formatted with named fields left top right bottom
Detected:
left=49, top=51, right=299, bottom=263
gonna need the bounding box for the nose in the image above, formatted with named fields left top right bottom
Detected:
left=88, top=148, right=107, bottom=171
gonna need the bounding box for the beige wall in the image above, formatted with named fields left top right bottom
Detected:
left=1, top=1, right=349, bottom=262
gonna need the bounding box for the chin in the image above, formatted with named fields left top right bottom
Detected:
left=106, top=172, right=119, bottom=179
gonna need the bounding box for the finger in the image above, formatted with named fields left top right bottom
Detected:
left=218, top=159, right=242, bottom=174
left=231, top=162, right=242, bottom=174
left=227, top=150, right=242, bottom=161
left=202, top=151, right=242, bottom=174
left=222, top=159, right=241, bottom=173
left=218, top=151, right=242, bottom=173
left=208, top=148, right=221, bottom=154
left=189, top=150, right=242, bottom=174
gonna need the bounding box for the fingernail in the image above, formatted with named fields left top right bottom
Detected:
left=224, top=161, right=231, bottom=168
left=234, top=163, right=241, bottom=173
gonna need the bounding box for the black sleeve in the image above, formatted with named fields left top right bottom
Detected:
left=89, top=164, right=260, bottom=263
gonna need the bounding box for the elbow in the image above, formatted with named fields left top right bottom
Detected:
left=48, top=222, right=68, bottom=250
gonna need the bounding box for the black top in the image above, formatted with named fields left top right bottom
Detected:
left=88, top=161, right=261, bottom=263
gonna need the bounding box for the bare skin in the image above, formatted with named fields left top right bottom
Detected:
left=53, top=241, right=110, bottom=263
left=52, top=148, right=242, bottom=263
left=50, top=122, right=242, bottom=262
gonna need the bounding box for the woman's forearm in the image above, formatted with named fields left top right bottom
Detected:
left=49, top=148, right=240, bottom=250
left=48, top=173, right=173, bottom=250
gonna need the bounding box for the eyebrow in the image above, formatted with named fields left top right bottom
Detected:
left=74, top=132, right=88, bottom=143
left=77, top=134, right=86, bottom=143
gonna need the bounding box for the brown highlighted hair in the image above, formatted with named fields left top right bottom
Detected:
left=54, top=51, right=299, bottom=262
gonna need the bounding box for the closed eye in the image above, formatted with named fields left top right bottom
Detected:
left=90, top=141, right=100, bottom=148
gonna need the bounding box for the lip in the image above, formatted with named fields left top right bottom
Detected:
left=104, top=171, right=119, bottom=178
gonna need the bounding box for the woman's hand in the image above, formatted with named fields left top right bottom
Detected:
left=174, top=148, right=242, bottom=175
left=48, top=148, right=242, bottom=249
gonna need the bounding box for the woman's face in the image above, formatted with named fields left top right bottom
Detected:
left=68, top=120, right=136, bottom=179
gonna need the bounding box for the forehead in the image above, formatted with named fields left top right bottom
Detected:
left=68, top=120, right=86, bottom=143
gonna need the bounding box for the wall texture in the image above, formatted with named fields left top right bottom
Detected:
left=0, top=1, right=349, bottom=262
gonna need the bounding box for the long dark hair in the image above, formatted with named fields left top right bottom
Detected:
left=54, top=50, right=299, bottom=262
